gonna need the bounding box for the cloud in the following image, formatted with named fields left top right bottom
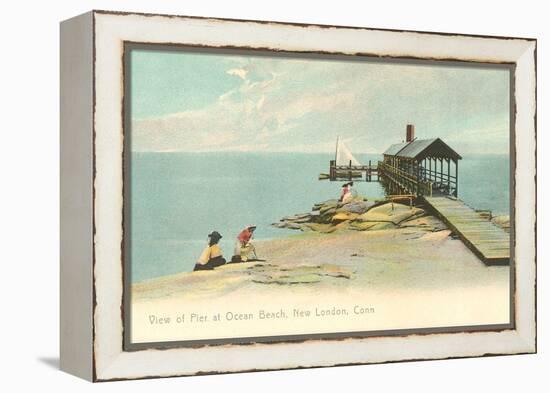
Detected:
left=132, top=56, right=510, bottom=155
left=226, top=67, right=248, bottom=80
left=444, top=118, right=510, bottom=155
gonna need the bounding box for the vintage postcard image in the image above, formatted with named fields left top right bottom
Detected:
left=125, top=46, right=512, bottom=347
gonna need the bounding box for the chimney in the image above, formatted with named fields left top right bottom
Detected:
left=406, top=124, right=415, bottom=142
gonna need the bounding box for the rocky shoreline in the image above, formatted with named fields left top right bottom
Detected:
left=273, top=196, right=434, bottom=233
left=132, top=194, right=511, bottom=299
left=273, top=195, right=510, bottom=235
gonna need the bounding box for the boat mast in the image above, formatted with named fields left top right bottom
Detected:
left=335, top=136, right=339, bottom=163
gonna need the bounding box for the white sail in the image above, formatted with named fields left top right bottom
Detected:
left=336, top=140, right=361, bottom=166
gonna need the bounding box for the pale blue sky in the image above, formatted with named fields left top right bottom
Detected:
left=130, top=48, right=510, bottom=155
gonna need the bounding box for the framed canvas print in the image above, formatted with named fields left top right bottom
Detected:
left=60, top=10, right=537, bottom=381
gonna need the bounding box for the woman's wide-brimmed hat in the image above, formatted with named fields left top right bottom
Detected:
left=246, top=224, right=257, bottom=230
left=208, top=231, right=223, bottom=241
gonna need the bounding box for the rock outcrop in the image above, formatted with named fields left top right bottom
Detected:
left=273, top=196, right=430, bottom=233
left=246, top=263, right=354, bottom=285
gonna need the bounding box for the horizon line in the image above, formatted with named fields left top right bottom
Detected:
left=131, top=149, right=509, bottom=156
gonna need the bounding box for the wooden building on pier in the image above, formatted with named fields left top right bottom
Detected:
left=379, top=125, right=462, bottom=197
left=378, top=125, right=509, bottom=266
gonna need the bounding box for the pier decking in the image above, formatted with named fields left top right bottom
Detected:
left=423, top=196, right=510, bottom=265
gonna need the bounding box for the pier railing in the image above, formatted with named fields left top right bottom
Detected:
left=378, top=161, right=432, bottom=196
left=418, top=167, right=457, bottom=196
left=329, top=160, right=378, bottom=182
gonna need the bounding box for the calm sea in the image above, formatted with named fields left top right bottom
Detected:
left=130, top=152, right=510, bottom=282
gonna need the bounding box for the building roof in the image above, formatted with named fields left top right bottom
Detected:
left=397, top=138, right=438, bottom=158
left=384, top=138, right=462, bottom=161
left=383, top=142, right=409, bottom=156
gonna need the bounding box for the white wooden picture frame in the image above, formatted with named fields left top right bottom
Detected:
left=60, top=10, right=536, bottom=381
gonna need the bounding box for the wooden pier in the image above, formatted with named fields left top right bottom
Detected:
left=329, top=160, right=379, bottom=182
left=378, top=161, right=432, bottom=195
left=326, top=138, right=379, bottom=182
left=422, top=196, right=510, bottom=265
left=323, top=126, right=510, bottom=266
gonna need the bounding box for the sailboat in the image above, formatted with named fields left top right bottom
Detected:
left=335, top=137, right=361, bottom=166
left=319, top=137, right=365, bottom=180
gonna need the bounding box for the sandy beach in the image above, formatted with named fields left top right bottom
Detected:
left=131, top=204, right=510, bottom=344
